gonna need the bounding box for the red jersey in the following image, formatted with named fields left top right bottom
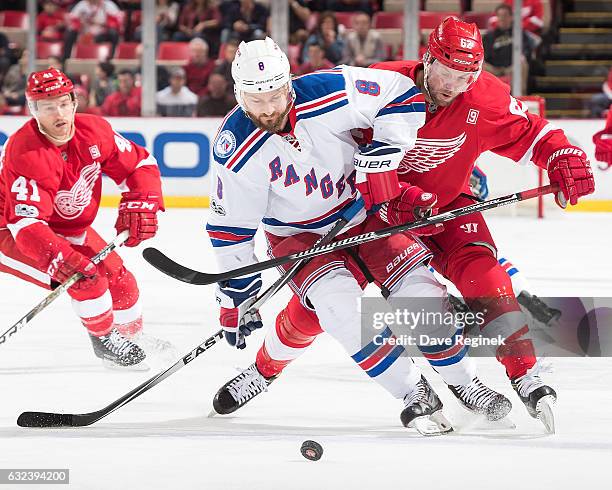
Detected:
left=0, top=113, right=162, bottom=239
left=368, top=61, right=571, bottom=207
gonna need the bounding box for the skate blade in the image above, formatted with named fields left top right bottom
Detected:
left=536, top=394, right=556, bottom=434
left=102, top=358, right=150, bottom=372
left=207, top=409, right=217, bottom=418
left=411, top=410, right=454, bottom=436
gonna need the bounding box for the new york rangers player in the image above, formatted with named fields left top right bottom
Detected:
left=207, top=37, right=510, bottom=434
left=258, top=17, right=595, bottom=432
left=0, top=68, right=169, bottom=368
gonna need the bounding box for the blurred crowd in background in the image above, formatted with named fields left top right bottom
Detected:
left=2, top=0, right=595, bottom=119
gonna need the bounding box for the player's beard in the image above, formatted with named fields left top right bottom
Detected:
left=247, top=102, right=292, bottom=133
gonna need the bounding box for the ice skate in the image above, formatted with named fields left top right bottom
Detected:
left=511, top=366, right=557, bottom=434
left=89, top=328, right=148, bottom=370
left=116, top=319, right=178, bottom=364
left=401, top=375, right=453, bottom=436
left=448, top=376, right=512, bottom=422
left=517, top=291, right=561, bottom=326
left=213, top=363, right=277, bottom=415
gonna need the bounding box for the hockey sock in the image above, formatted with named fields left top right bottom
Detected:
left=446, top=246, right=536, bottom=379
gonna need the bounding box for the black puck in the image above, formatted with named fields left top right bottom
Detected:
left=300, top=440, right=323, bottom=461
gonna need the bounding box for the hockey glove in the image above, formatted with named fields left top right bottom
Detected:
left=216, top=275, right=263, bottom=349
left=470, top=165, right=489, bottom=200
left=593, top=129, right=612, bottom=170
left=353, top=145, right=405, bottom=209
left=47, top=247, right=98, bottom=290
left=378, top=182, right=443, bottom=236
left=115, top=192, right=162, bottom=247
left=546, top=146, right=595, bottom=208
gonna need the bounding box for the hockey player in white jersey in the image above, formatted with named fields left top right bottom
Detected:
left=207, top=38, right=510, bottom=434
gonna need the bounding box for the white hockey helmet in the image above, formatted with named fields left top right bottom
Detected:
left=232, top=37, right=293, bottom=111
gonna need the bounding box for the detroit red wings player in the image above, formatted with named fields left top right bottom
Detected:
left=0, top=68, right=167, bottom=368
left=237, top=18, right=594, bottom=433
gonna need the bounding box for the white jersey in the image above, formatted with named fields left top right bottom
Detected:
left=207, top=65, right=426, bottom=276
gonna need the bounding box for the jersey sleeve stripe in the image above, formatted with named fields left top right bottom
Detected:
left=262, top=197, right=356, bottom=230
left=296, top=98, right=349, bottom=121
left=295, top=90, right=347, bottom=113
left=226, top=130, right=271, bottom=173
left=6, top=218, right=47, bottom=239
left=386, top=86, right=421, bottom=106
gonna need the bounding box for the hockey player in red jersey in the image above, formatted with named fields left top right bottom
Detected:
left=593, top=108, right=612, bottom=170
left=244, top=17, right=595, bottom=433
left=0, top=68, right=168, bottom=368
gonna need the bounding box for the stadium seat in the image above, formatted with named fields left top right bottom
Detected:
left=0, top=10, right=29, bottom=47
left=0, top=10, right=29, bottom=29
left=373, top=12, right=404, bottom=29
left=157, top=41, right=191, bottom=66
left=334, top=11, right=359, bottom=29
left=65, top=43, right=112, bottom=78
left=420, top=11, right=456, bottom=29
left=462, top=11, right=492, bottom=29
left=115, top=42, right=141, bottom=59
left=36, top=41, right=64, bottom=59
left=114, top=42, right=141, bottom=71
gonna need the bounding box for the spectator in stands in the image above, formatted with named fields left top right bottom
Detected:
left=502, top=0, right=544, bottom=35
left=327, top=0, right=372, bottom=16
left=221, top=0, right=269, bottom=44
left=483, top=3, right=533, bottom=94
left=156, top=66, right=198, bottom=117
left=0, top=33, right=11, bottom=84
left=63, top=0, right=122, bottom=59
left=173, top=0, right=221, bottom=56
left=0, top=94, right=13, bottom=115
left=303, top=11, right=345, bottom=65
left=135, top=0, right=180, bottom=44
left=298, top=42, right=334, bottom=75
left=75, top=85, right=103, bottom=115
left=37, top=1, right=67, bottom=43
left=184, top=37, right=216, bottom=97
left=214, top=38, right=239, bottom=87
left=590, top=67, right=612, bottom=118
left=101, top=69, right=141, bottom=116
left=196, top=72, right=235, bottom=116
left=289, top=0, right=312, bottom=46
left=343, top=11, right=384, bottom=67
left=91, top=61, right=116, bottom=107
left=1, top=49, right=28, bottom=107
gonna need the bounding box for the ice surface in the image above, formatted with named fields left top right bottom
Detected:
left=1, top=209, right=611, bottom=490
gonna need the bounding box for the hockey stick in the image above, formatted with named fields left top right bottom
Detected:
left=0, top=231, right=129, bottom=347
left=143, top=183, right=559, bottom=286
left=16, top=201, right=363, bottom=427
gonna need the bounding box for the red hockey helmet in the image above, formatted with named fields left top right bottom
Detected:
left=426, top=16, right=484, bottom=73
left=26, top=68, right=74, bottom=101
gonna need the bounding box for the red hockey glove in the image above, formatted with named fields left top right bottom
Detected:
left=47, top=248, right=97, bottom=290
left=378, top=182, right=443, bottom=236
left=593, top=129, right=612, bottom=170
left=546, top=146, right=595, bottom=208
left=115, top=192, right=161, bottom=247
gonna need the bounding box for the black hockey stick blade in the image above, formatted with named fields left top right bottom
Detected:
left=142, top=247, right=210, bottom=284
left=17, top=412, right=80, bottom=428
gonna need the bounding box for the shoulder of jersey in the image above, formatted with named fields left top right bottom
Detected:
left=3, top=120, right=56, bottom=177
left=74, top=112, right=112, bottom=134
left=212, top=105, right=271, bottom=173
left=292, top=67, right=349, bottom=121
left=464, top=71, right=512, bottom=114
